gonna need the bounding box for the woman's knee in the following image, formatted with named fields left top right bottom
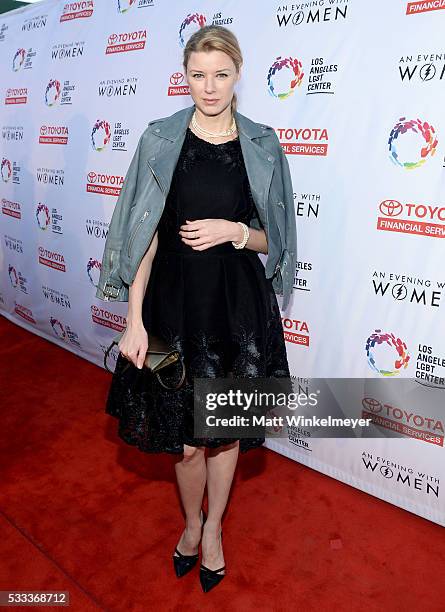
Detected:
left=208, top=440, right=239, bottom=456
left=182, top=444, right=205, bottom=463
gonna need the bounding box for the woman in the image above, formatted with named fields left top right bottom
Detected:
left=99, top=25, right=297, bottom=592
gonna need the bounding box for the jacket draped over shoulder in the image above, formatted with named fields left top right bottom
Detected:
left=96, top=104, right=297, bottom=310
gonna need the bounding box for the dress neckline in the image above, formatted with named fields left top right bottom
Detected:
left=187, top=127, right=239, bottom=147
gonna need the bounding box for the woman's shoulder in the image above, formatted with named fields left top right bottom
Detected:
left=235, top=109, right=272, bottom=132
left=139, top=106, right=193, bottom=144
left=235, top=110, right=280, bottom=147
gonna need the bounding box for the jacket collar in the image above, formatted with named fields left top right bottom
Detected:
left=148, top=103, right=269, bottom=142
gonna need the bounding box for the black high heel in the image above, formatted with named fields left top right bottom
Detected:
left=172, top=509, right=207, bottom=578
left=200, top=529, right=225, bottom=592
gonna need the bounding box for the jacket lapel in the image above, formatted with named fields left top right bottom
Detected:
left=235, top=110, right=276, bottom=217
left=145, top=105, right=194, bottom=194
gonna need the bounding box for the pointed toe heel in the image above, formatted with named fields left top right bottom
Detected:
left=199, top=529, right=225, bottom=592
left=173, top=547, right=199, bottom=578
left=172, top=508, right=206, bottom=578
left=199, top=563, right=226, bottom=592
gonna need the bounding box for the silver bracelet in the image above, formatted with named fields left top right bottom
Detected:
left=231, top=222, right=249, bottom=249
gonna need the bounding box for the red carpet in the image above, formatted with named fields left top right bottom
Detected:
left=1, top=314, right=444, bottom=611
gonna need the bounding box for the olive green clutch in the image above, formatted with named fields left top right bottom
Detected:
left=104, top=329, right=185, bottom=390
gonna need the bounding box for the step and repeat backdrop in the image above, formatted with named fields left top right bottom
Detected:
left=0, top=0, right=444, bottom=526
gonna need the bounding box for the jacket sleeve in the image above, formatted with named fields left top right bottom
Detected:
left=274, top=135, right=298, bottom=310
left=95, top=133, right=143, bottom=301
left=278, top=140, right=297, bottom=264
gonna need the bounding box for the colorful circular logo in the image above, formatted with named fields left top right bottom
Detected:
left=87, top=257, right=101, bottom=286
left=8, top=265, right=18, bottom=288
left=12, top=48, right=26, bottom=72
left=267, top=56, right=304, bottom=100
left=50, top=317, right=67, bottom=340
left=1, top=158, right=12, bottom=182
left=117, top=0, right=136, bottom=13
left=365, top=329, right=410, bottom=376
left=36, top=203, right=50, bottom=230
left=179, top=13, right=206, bottom=48
left=388, top=117, right=438, bottom=170
left=91, top=120, right=111, bottom=151
left=45, top=79, right=61, bottom=106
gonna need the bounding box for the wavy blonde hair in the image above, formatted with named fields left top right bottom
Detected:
left=183, top=25, right=243, bottom=113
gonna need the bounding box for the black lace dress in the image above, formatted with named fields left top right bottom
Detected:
left=105, top=127, right=291, bottom=454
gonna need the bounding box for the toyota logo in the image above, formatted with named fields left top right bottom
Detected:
left=379, top=199, right=403, bottom=217
left=170, top=72, right=184, bottom=85
left=362, top=397, right=382, bottom=413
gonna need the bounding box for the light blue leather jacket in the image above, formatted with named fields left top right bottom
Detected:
left=96, top=104, right=297, bottom=309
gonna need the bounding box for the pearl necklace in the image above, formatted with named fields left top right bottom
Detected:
left=192, top=111, right=237, bottom=138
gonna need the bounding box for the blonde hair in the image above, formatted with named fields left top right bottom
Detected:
left=183, top=25, right=243, bottom=113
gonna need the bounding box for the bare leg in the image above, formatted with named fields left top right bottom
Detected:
left=174, top=444, right=206, bottom=555
left=202, top=440, right=240, bottom=573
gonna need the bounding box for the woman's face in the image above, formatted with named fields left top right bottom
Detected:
left=185, top=49, right=240, bottom=117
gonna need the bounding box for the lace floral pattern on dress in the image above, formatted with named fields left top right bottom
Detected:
left=179, top=129, right=241, bottom=174
left=106, top=294, right=290, bottom=455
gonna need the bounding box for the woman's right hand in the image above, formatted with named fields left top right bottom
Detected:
left=118, top=321, right=149, bottom=369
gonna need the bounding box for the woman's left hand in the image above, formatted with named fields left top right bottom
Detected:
left=179, top=218, right=243, bottom=251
